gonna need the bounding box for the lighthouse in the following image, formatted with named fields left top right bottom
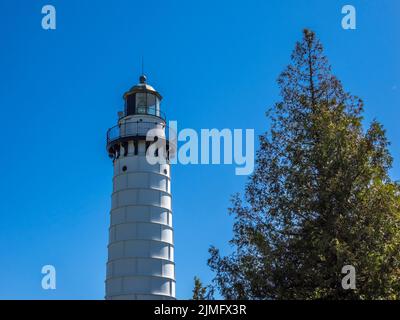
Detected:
left=105, top=75, right=175, bottom=300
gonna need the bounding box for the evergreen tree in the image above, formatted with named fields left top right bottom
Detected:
left=207, top=29, right=400, bottom=300
left=192, top=277, right=212, bottom=300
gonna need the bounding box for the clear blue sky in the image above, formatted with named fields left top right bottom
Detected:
left=0, top=0, right=398, bottom=299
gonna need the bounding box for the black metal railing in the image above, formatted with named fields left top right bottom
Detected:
left=106, top=121, right=169, bottom=146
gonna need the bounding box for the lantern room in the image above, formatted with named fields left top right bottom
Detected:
left=123, top=75, right=164, bottom=119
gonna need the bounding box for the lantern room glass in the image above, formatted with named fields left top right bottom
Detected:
left=134, top=92, right=160, bottom=117
left=136, top=93, right=146, bottom=114
left=147, top=93, right=156, bottom=116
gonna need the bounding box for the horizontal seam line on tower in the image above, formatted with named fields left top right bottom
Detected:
left=111, top=188, right=172, bottom=197
left=113, top=172, right=171, bottom=180
left=108, top=222, right=174, bottom=231
left=107, top=257, right=175, bottom=264
left=110, top=205, right=172, bottom=214
left=105, top=292, right=175, bottom=299
left=110, top=204, right=173, bottom=212
left=108, top=239, right=174, bottom=246
left=110, top=220, right=173, bottom=228
left=106, top=275, right=176, bottom=282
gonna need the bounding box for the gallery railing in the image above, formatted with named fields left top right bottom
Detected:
left=106, top=121, right=170, bottom=146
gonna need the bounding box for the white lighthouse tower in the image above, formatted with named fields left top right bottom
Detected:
left=105, top=75, right=175, bottom=300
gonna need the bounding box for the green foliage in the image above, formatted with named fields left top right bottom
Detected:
left=192, top=277, right=213, bottom=300
left=207, top=29, right=400, bottom=300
